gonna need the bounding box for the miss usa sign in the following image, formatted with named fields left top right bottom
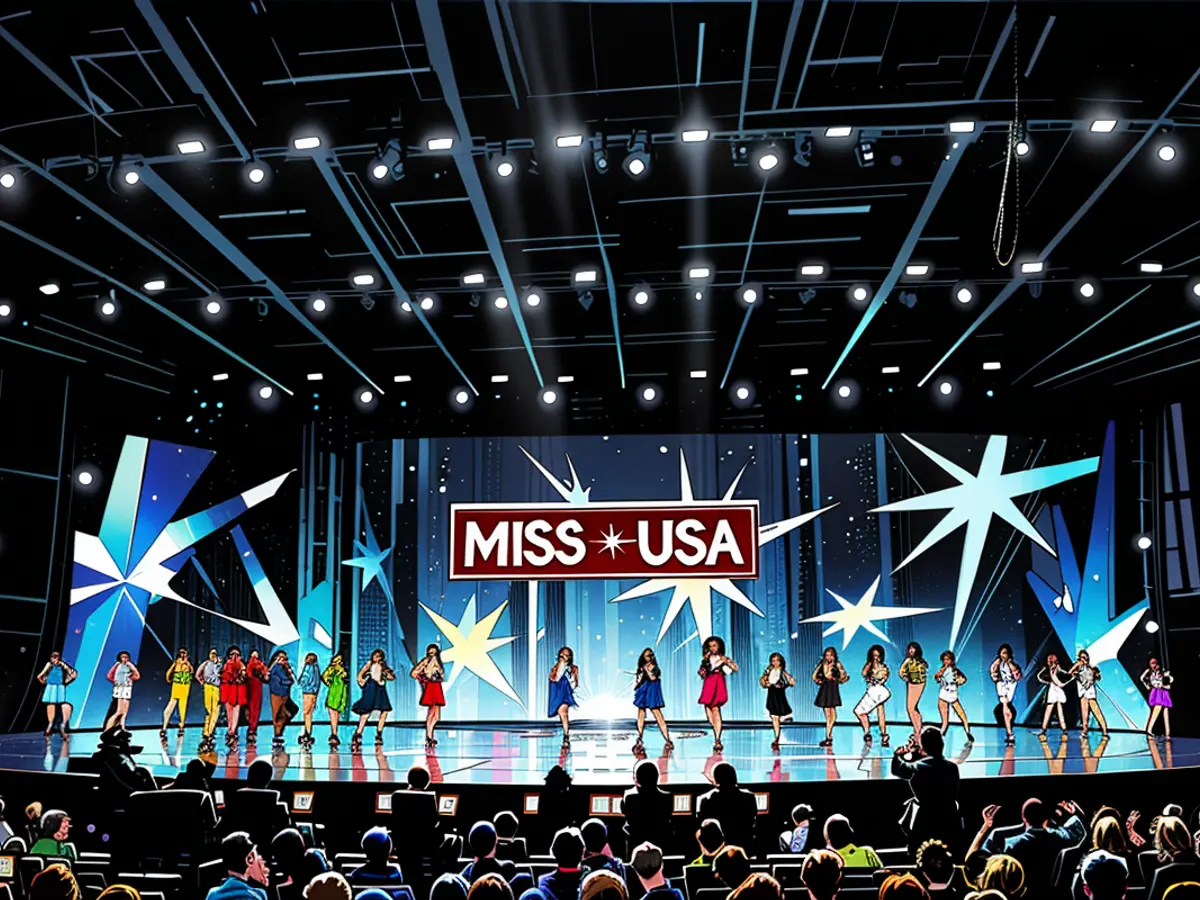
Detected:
left=449, top=502, right=760, bottom=581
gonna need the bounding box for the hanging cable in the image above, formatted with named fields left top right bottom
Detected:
left=992, top=11, right=1021, bottom=267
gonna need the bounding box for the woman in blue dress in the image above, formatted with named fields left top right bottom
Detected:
left=297, top=652, right=321, bottom=748
left=548, top=646, right=579, bottom=748
left=351, top=648, right=396, bottom=750
left=36, top=652, right=77, bottom=737
left=633, top=647, right=673, bottom=753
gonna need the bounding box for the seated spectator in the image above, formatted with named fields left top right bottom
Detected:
left=350, top=827, right=405, bottom=887
left=25, top=802, right=43, bottom=847
left=581, top=870, right=628, bottom=900
left=206, top=832, right=270, bottom=900
left=519, top=891, right=549, bottom=900
left=801, top=849, right=844, bottom=900
left=714, top=847, right=752, bottom=892
left=97, top=887, right=141, bottom=900
left=963, top=852, right=989, bottom=892
left=431, top=874, right=471, bottom=900
left=880, top=874, right=930, bottom=900
left=916, top=840, right=961, bottom=898
left=29, top=864, right=80, bottom=900
left=356, top=891, right=396, bottom=900
left=494, top=811, right=528, bottom=862
left=631, top=842, right=685, bottom=900
left=978, top=855, right=1024, bottom=898
left=30, top=809, right=77, bottom=862
left=987, top=799, right=1085, bottom=887
left=170, top=758, right=214, bottom=794
left=0, top=797, right=14, bottom=845
left=622, top=760, right=673, bottom=850
left=470, top=873, right=514, bottom=900
left=242, top=758, right=275, bottom=791
left=697, top=763, right=757, bottom=851
left=272, top=827, right=330, bottom=900
left=407, top=765, right=432, bottom=791
left=1060, top=817, right=1128, bottom=894
left=581, top=818, right=622, bottom=877
left=689, top=819, right=727, bottom=867
left=462, top=821, right=517, bottom=884
left=1149, top=831, right=1200, bottom=900
left=780, top=805, right=814, bottom=854
left=540, top=766, right=576, bottom=837
left=1080, top=850, right=1129, bottom=900
left=729, top=874, right=783, bottom=900
left=304, top=872, right=351, bottom=900
left=823, top=814, right=881, bottom=868
left=538, top=828, right=586, bottom=900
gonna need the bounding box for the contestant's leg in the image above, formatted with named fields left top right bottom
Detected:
left=953, top=701, right=972, bottom=740
left=61, top=702, right=73, bottom=734
left=430, top=705, right=441, bottom=740
left=1041, top=703, right=1052, bottom=734
left=329, top=708, right=340, bottom=741
left=353, top=712, right=368, bottom=738
left=375, top=710, right=389, bottom=739
left=856, top=709, right=871, bottom=735
left=45, top=704, right=55, bottom=735
left=1090, top=700, right=1108, bottom=736
left=712, top=707, right=724, bottom=746
left=118, top=698, right=130, bottom=729
left=557, top=703, right=570, bottom=741
left=1079, top=699, right=1089, bottom=734
left=939, top=699, right=950, bottom=733
left=771, top=714, right=781, bottom=743
left=635, top=708, right=646, bottom=741
left=652, top=708, right=671, bottom=744
left=907, top=683, right=923, bottom=733
left=424, top=706, right=435, bottom=741
left=303, top=694, right=316, bottom=736
left=162, top=698, right=177, bottom=733
left=1163, top=708, right=1171, bottom=739
left=226, top=703, right=240, bottom=736
left=272, top=694, right=285, bottom=737
left=1146, top=707, right=1159, bottom=735
left=878, top=706, right=888, bottom=744
left=1002, top=699, right=1014, bottom=737
left=1056, top=703, right=1067, bottom=732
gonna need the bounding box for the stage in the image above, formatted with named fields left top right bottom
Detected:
left=2, top=723, right=1192, bottom=786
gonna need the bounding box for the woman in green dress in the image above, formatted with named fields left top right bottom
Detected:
left=322, top=652, right=349, bottom=748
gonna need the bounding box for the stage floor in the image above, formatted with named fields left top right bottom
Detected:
left=3, top=723, right=1192, bottom=786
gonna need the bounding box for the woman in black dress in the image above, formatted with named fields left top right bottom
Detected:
left=812, top=646, right=850, bottom=747
left=761, top=652, right=796, bottom=751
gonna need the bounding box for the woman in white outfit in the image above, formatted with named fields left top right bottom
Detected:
left=103, top=650, right=141, bottom=732
left=989, top=643, right=1022, bottom=745
left=1068, top=649, right=1107, bottom=737
left=854, top=644, right=892, bottom=746
left=935, top=650, right=973, bottom=742
left=1037, top=652, right=1072, bottom=737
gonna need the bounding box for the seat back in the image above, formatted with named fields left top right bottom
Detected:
left=351, top=886, right=414, bottom=900
left=127, top=791, right=215, bottom=864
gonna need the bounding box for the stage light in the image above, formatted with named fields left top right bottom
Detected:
left=690, top=370, right=706, bottom=379
left=938, top=380, right=953, bottom=395
left=592, top=143, right=610, bottom=174
left=851, top=286, right=869, bottom=303
left=794, top=134, right=814, bottom=167
left=949, top=120, right=976, bottom=133
left=956, top=286, right=973, bottom=303
left=855, top=139, right=874, bottom=167
left=1020, top=260, right=1044, bottom=274
left=626, top=157, right=645, bottom=176
left=693, top=290, right=704, bottom=301
left=1158, top=144, right=1177, bottom=162
left=400, top=301, right=412, bottom=313
left=1140, top=261, right=1164, bottom=273
left=177, top=139, right=205, bottom=155
left=494, top=295, right=509, bottom=310
left=881, top=366, right=900, bottom=374
left=259, top=386, right=274, bottom=400
left=213, top=373, right=228, bottom=381
left=1145, top=620, right=1160, bottom=634
left=688, top=266, right=711, bottom=281
left=395, top=375, right=412, bottom=383
left=574, top=270, right=597, bottom=284
left=293, top=135, right=321, bottom=150
left=905, top=263, right=931, bottom=277
left=205, top=298, right=222, bottom=315
left=352, top=273, right=376, bottom=287
left=1192, top=281, right=1200, bottom=299
left=740, top=285, right=759, bottom=305
left=427, top=137, right=453, bottom=151
left=39, top=283, right=60, bottom=295
left=635, top=291, right=648, bottom=305
left=756, top=145, right=781, bottom=171
left=1016, top=140, right=1030, bottom=156
left=630, top=283, right=653, bottom=309
left=524, top=290, right=542, bottom=308
left=307, top=373, right=324, bottom=381
left=1137, top=535, right=1153, bottom=551
left=123, top=170, right=140, bottom=185
left=453, top=389, right=470, bottom=405
left=825, top=126, right=853, bottom=138
left=100, top=300, right=116, bottom=316
left=800, top=264, right=825, bottom=277
left=681, top=129, right=709, bottom=143
left=541, top=389, right=558, bottom=405
left=420, top=295, right=434, bottom=311
left=310, top=294, right=329, bottom=314
left=736, top=387, right=749, bottom=400
left=556, top=134, right=584, bottom=148
left=491, top=375, right=509, bottom=384
left=77, top=471, right=93, bottom=486
left=359, top=390, right=374, bottom=403
left=143, top=279, right=166, bottom=292
left=642, top=386, right=657, bottom=401
left=489, top=149, right=516, bottom=178
left=0, top=171, right=15, bottom=189
left=463, top=272, right=486, bottom=286
left=982, top=361, right=1001, bottom=371
left=1090, top=119, right=1117, bottom=133
left=496, top=159, right=515, bottom=177
left=0, top=303, right=10, bottom=317
left=245, top=162, right=268, bottom=184
left=372, top=163, right=388, bottom=180
left=837, top=385, right=851, bottom=399
left=623, top=132, right=650, bottom=177
left=790, top=367, right=809, bottom=376
left=1079, top=281, right=1097, bottom=299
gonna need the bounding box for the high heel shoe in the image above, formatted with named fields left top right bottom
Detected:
left=881, top=734, right=890, bottom=747
left=663, top=740, right=674, bottom=750
left=770, top=739, right=780, bottom=751
left=374, top=731, right=385, bottom=746
left=713, top=741, right=723, bottom=752
left=350, top=732, right=363, bottom=751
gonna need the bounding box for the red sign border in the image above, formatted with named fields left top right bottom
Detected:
left=448, top=501, right=761, bottom=581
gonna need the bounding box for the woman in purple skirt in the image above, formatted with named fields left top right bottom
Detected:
left=1141, top=656, right=1174, bottom=740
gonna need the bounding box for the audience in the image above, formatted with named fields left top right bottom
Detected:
left=879, top=874, right=930, bottom=900
left=690, top=819, right=727, bottom=868
left=697, top=763, right=758, bottom=851
left=1164, top=886, right=1200, bottom=900
left=630, top=842, right=684, bottom=900
left=206, top=832, right=269, bottom=900
left=986, top=798, right=1085, bottom=886
left=780, top=804, right=814, bottom=854
left=29, top=809, right=77, bottom=861
left=494, top=811, right=528, bottom=862
left=540, top=767, right=576, bottom=837
left=25, top=802, right=43, bottom=847
left=622, top=761, right=673, bottom=851
left=915, top=839, right=960, bottom=898
left=978, top=855, right=1025, bottom=898
left=729, top=874, right=783, bottom=900
left=891, top=728, right=964, bottom=854
left=96, top=887, right=142, bottom=900
left=823, top=814, right=881, bottom=868
left=408, top=765, right=433, bottom=791
left=0, top=796, right=14, bottom=845
left=714, top=846, right=752, bottom=892
left=303, top=872, right=352, bottom=900
left=470, top=873, right=515, bottom=900
left=801, top=848, right=844, bottom=900
left=431, top=874, right=471, bottom=900
left=463, top=821, right=518, bottom=884
left=581, top=818, right=623, bottom=877
left=1149, top=831, right=1200, bottom=900
left=1079, top=850, right=1129, bottom=900
left=351, top=826, right=406, bottom=887
left=272, top=827, right=331, bottom=900
left=29, top=864, right=80, bottom=900
left=580, top=870, right=628, bottom=900
left=538, top=827, right=586, bottom=900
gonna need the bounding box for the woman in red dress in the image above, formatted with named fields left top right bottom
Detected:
left=244, top=649, right=269, bottom=746
left=698, top=636, right=738, bottom=752
left=411, top=644, right=445, bottom=749
left=220, top=646, right=248, bottom=748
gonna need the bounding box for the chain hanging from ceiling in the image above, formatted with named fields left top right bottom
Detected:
left=992, top=11, right=1021, bottom=267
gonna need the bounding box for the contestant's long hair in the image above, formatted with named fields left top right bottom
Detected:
left=424, top=643, right=443, bottom=669
left=906, top=641, right=924, bottom=663
left=865, top=644, right=885, bottom=666
left=636, top=647, right=657, bottom=678
left=764, top=652, right=787, bottom=682
left=997, top=643, right=1013, bottom=662
left=822, top=646, right=839, bottom=664
left=557, top=646, right=575, bottom=667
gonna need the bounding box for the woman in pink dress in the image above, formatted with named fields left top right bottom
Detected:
left=697, top=636, right=738, bottom=752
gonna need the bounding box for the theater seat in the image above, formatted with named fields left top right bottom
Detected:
left=351, top=885, right=414, bottom=900
left=125, top=791, right=217, bottom=866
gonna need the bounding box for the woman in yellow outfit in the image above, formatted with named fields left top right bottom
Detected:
left=160, top=648, right=194, bottom=738
left=195, top=648, right=223, bottom=752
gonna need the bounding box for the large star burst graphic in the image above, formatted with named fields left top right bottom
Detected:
left=873, top=434, right=1099, bottom=651
left=342, top=493, right=393, bottom=603
left=611, top=449, right=836, bottom=643
left=420, top=595, right=523, bottom=705
left=800, top=575, right=941, bottom=650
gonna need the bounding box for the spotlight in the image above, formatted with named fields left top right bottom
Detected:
left=1137, top=535, right=1153, bottom=551
left=1089, top=119, right=1117, bottom=133
left=799, top=263, right=826, bottom=278
left=143, top=279, right=166, bottom=292
left=541, top=389, right=558, bottom=405
left=574, top=269, right=598, bottom=285
left=463, top=272, right=486, bottom=286
left=592, top=140, right=610, bottom=175
left=123, top=170, right=141, bottom=186
left=681, top=129, right=709, bottom=143
left=77, top=471, right=94, bottom=486
left=245, top=162, right=268, bottom=184
left=955, top=286, right=973, bottom=304
left=855, top=139, right=875, bottom=167
left=1140, top=261, right=1164, bottom=273
left=494, top=295, right=509, bottom=310
left=100, top=300, right=116, bottom=317
left=555, top=134, right=584, bottom=148
left=370, top=139, right=405, bottom=182
left=756, top=144, right=781, bottom=172
left=623, top=131, right=650, bottom=177
left=204, top=297, right=222, bottom=315
left=1020, top=260, right=1045, bottom=275
left=730, top=381, right=755, bottom=408
left=904, top=263, right=931, bottom=277
left=849, top=285, right=870, bottom=304
left=825, top=126, right=853, bottom=138
left=372, top=163, right=388, bottom=180
left=420, top=295, right=435, bottom=311
left=739, top=283, right=761, bottom=305
left=1192, top=281, right=1200, bottom=300
left=938, top=381, right=953, bottom=396
left=39, top=283, right=60, bottom=296
left=687, top=266, right=712, bottom=282
left=737, top=387, right=749, bottom=400
left=0, top=303, right=10, bottom=317
left=451, top=387, right=471, bottom=410
left=793, top=134, right=814, bottom=167
left=359, top=390, right=374, bottom=404
left=489, top=149, right=516, bottom=178
left=259, top=386, right=274, bottom=400
left=1016, top=140, right=1030, bottom=157
left=496, top=159, right=515, bottom=177
left=0, top=169, right=15, bottom=189
left=1158, top=144, right=1177, bottom=162
left=629, top=283, right=653, bottom=309
left=309, top=293, right=329, bottom=314
left=213, top=373, right=229, bottom=381
left=837, top=385, right=851, bottom=399
left=400, top=301, right=411, bottom=313
left=177, top=139, right=205, bottom=155
left=638, top=383, right=662, bottom=409
left=293, top=135, right=322, bottom=150
left=1078, top=280, right=1097, bottom=300
left=352, top=273, right=376, bottom=287
left=1145, top=620, right=1160, bottom=634
left=948, top=121, right=976, bottom=134
left=730, top=143, right=750, bottom=167
left=426, top=137, right=453, bottom=151
left=524, top=289, right=543, bottom=308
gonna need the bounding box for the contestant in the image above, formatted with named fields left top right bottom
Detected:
left=699, top=636, right=738, bottom=752
left=350, top=648, right=396, bottom=749
left=934, top=650, right=973, bottom=742
left=1036, top=653, right=1072, bottom=737
left=812, top=646, right=849, bottom=748
left=760, top=652, right=795, bottom=750
left=322, top=653, right=350, bottom=747
left=36, top=651, right=77, bottom=737
left=633, top=647, right=672, bottom=751
left=989, top=644, right=1022, bottom=745
left=196, top=648, right=223, bottom=751
left=1140, top=656, right=1173, bottom=739
left=897, top=642, right=927, bottom=736
left=160, top=648, right=194, bottom=738
left=549, top=646, right=580, bottom=747
left=244, top=649, right=269, bottom=746
left=411, top=643, right=446, bottom=749
left=267, top=650, right=296, bottom=747
left=103, top=651, right=141, bottom=733
left=220, top=646, right=248, bottom=747
left=854, top=645, right=892, bottom=746
left=297, top=653, right=321, bottom=748
left=1069, top=649, right=1107, bottom=738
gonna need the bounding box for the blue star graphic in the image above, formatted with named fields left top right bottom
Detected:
left=342, top=494, right=393, bottom=603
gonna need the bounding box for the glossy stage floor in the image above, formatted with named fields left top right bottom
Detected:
left=2, top=722, right=1194, bottom=786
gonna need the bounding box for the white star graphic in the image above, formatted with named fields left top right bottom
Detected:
left=591, top=524, right=636, bottom=558
left=420, top=595, right=523, bottom=706
left=872, top=434, right=1099, bottom=651
left=611, top=449, right=837, bottom=643
left=799, top=575, right=942, bottom=650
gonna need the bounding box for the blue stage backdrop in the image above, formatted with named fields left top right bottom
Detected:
left=61, top=425, right=1158, bottom=730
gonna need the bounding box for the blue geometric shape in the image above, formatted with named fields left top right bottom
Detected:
left=128, top=442, right=216, bottom=568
